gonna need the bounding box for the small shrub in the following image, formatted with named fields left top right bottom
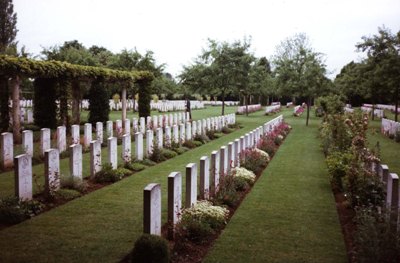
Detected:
left=0, top=197, right=44, bottom=224
left=140, top=159, right=157, bottom=166
left=54, top=189, right=82, bottom=201
left=326, top=151, right=352, bottom=192
left=179, top=200, right=229, bottom=243
left=114, top=167, right=132, bottom=177
left=61, top=175, right=88, bottom=193
left=93, top=163, right=123, bottom=183
left=231, top=167, right=256, bottom=190
left=149, top=144, right=166, bottom=163
left=213, top=132, right=223, bottom=139
left=192, top=140, right=204, bottom=147
left=240, top=148, right=270, bottom=174
left=257, top=136, right=278, bottom=157
left=274, top=134, right=284, bottom=145
left=125, top=162, right=146, bottom=172
left=161, top=148, right=178, bottom=159
left=213, top=175, right=241, bottom=208
left=206, top=130, right=216, bottom=140
left=221, top=126, right=233, bottom=134
left=228, top=123, right=241, bottom=129
left=183, top=140, right=197, bottom=149
left=174, top=147, right=189, bottom=155
left=23, top=124, right=41, bottom=131
left=131, top=234, right=170, bottom=263
left=193, top=134, right=210, bottom=144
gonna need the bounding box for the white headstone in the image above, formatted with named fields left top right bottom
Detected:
left=124, top=119, right=131, bottom=135
left=135, top=132, right=144, bottom=161
left=211, top=150, right=220, bottom=195
left=168, top=171, right=182, bottom=237
left=173, top=125, right=179, bottom=144
left=153, top=115, right=158, bottom=130
left=122, top=134, right=131, bottom=163
left=186, top=122, right=192, bottom=141
left=132, top=118, right=138, bottom=133
left=71, top=125, right=80, bottom=145
left=69, top=144, right=82, bottom=180
left=156, top=128, right=163, bottom=149
left=234, top=139, right=240, bottom=167
left=40, top=128, right=51, bottom=157
left=84, top=123, right=92, bottom=149
left=106, top=121, right=113, bottom=138
left=185, top=163, right=197, bottom=208
left=140, top=117, right=145, bottom=134
left=90, top=140, right=102, bottom=178
left=27, top=109, right=34, bottom=123
left=96, top=122, right=103, bottom=143
left=165, top=126, right=171, bottom=148
left=197, top=120, right=202, bottom=136
left=179, top=123, right=185, bottom=144
left=219, top=146, right=228, bottom=177
left=192, top=121, right=197, bottom=137
left=22, top=130, right=33, bottom=156
left=227, top=142, right=234, bottom=172
left=146, top=116, right=152, bottom=130
left=200, top=156, right=210, bottom=200
left=57, top=126, right=67, bottom=153
left=14, top=154, right=32, bottom=200
left=143, top=183, right=162, bottom=236
left=146, top=130, right=154, bottom=157
left=108, top=137, right=118, bottom=169
left=45, top=148, right=60, bottom=194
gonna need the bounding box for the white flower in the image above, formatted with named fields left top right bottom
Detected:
left=182, top=200, right=229, bottom=224
left=254, top=148, right=270, bottom=162
left=231, top=167, right=256, bottom=184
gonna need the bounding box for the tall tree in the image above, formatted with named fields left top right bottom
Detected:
left=273, top=33, right=327, bottom=125
left=0, top=0, right=18, bottom=132
left=356, top=27, right=400, bottom=121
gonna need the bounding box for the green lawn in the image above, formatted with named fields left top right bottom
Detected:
left=0, top=106, right=277, bottom=262
left=204, top=111, right=347, bottom=262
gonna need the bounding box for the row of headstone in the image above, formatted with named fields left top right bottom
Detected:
left=9, top=113, right=237, bottom=201
left=143, top=115, right=284, bottom=236
left=381, top=118, right=400, bottom=137
left=7, top=99, right=33, bottom=108
left=363, top=103, right=400, bottom=113
left=361, top=106, right=384, bottom=118
left=203, top=101, right=239, bottom=106
left=286, top=102, right=293, bottom=107
left=1, top=112, right=236, bottom=170
left=265, top=105, right=281, bottom=114
left=236, top=104, right=262, bottom=114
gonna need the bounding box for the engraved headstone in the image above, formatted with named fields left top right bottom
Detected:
left=146, top=130, right=154, bottom=157
left=115, top=120, right=123, bottom=138
left=45, top=148, right=60, bottom=194
left=96, top=122, right=103, bottom=143
left=57, top=126, right=67, bottom=153
left=211, top=150, right=220, bottom=195
left=69, top=144, right=82, bottom=180
left=186, top=122, right=192, bottom=141
left=108, top=137, right=118, bottom=169
left=122, top=134, right=131, bottom=163
left=14, top=154, right=32, bottom=200
left=22, top=130, right=33, bottom=156
left=143, top=183, right=162, bottom=236
left=168, top=171, right=182, bottom=238
left=84, top=123, right=92, bottom=149
left=156, top=128, right=163, bottom=149
left=71, top=124, right=80, bottom=145
left=200, top=156, right=210, bottom=200
left=140, top=117, right=145, bottom=134
left=186, top=163, right=197, bottom=208
left=165, top=126, right=171, bottom=148
left=219, top=146, right=228, bottom=177
left=40, top=128, right=51, bottom=157
left=179, top=123, right=185, bottom=144
left=106, top=120, right=113, bottom=138
left=173, top=125, right=179, bottom=144
left=124, top=119, right=131, bottom=135
left=135, top=132, right=144, bottom=161
left=90, top=140, right=102, bottom=178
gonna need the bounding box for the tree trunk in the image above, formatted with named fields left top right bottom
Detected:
left=11, top=75, right=21, bottom=143
left=306, top=96, right=311, bottom=126
left=122, top=86, right=127, bottom=122
left=395, top=85, right=399, bottom=122
left=0, top=77, right=10, bottom=133
left=245, top=94, right=249, bottom=117
left=71, top=81, right=80, bottom=125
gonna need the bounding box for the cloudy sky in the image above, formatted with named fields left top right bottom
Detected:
left=14, top=0, right=400, bottom=78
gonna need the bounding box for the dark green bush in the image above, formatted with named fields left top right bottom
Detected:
left=88, top=78, right=110, bottom=126
left=0, top=197, right=44, bottom=224
left=193, top=134, right=209, bottom=144
left=140, top=159, right=157, bottom=166
left=174, top=147, right=189, bottom=155
left=192, top=140, right=204, bottom=147
left=93, top=163, right=123, bottom=183
left=131, top=234, right=170, bottom=263
left=214, top=132, right=223, bottom=139
left=54, top=189, right=82, bottom=201
left=221, top=126, right=233, bottom=134
left=326, top=151, right=352, bottom=191
left=61, top=175, right=88, bottom=193
left=213, top=175, right=240, bottom=208
left=149, top=144, right=166, bottom=163
left=183, top=140, right=197, bottom=149
left=228, top=123, right=241, bottom=129
left=33, top=78, right=57, bottom=129
left=161, top=149, right=178, bottom=159
left=125, top=162, right=146, bottom=172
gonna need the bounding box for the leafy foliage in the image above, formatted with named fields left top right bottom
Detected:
left=33, top=77, right=57, bottom=128
left=131, top=234, right=170, bottom=263
left=88, top=78, right=110, bottom=125
left=0, top=196, right=44, bottom=224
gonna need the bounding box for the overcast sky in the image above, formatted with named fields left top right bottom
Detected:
left=13, top=0, right=400, bottom=78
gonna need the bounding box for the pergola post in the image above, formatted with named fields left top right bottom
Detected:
left=11, top=75, right=21, bottom=143
left=71, top=80, right=81, bottom=125
left=122, top=85, right=127, bottom=122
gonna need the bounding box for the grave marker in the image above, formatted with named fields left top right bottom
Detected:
left=108, top=137, right=118, bottom=169
left=69, top=144, right=82, bottom=180
left=200, top=156, right=210, bottom=199
left=185, top=163, right=197, bottom=208
left=143, top=183, right=161, bottom=236
left=14, top=154, right=32, bottom=200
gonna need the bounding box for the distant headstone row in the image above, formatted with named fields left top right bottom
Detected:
left=236, top=104, right=262, bottom=114
left=143, top=115, right=284, bottom=236
left=203, top=101, right=239, bottom=106
left=381, top=118, right=400, bottom=137
left=5, top=113, right=236, bottom=202
left=265, top=105, right=281, bottom=114
left=363, top=103, right=400, bottom=113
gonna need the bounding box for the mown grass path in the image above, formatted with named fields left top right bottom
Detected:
left=0, top=107, right=277, bottom=262
left=204, top=113, right=347, bottom=262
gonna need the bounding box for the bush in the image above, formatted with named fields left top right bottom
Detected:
left=23, top=124, right=41, bottom=131
left=140, top=159, right=157, bottom=166
left=193, top=134, right=209, bottom=144
left=149, top=144, right=166, bottom=163
left=274, top=134, right=284, bottom=145
left=61, top=175, right=88, bottom=193
left=192, top=140, right=204, bottom=147
left=125, top=162, right=146, bottom=172
left=33, top=78, right=57, bottom=129
left=206, top=130, right=217, bottom=140
left=179, top=201, right=228, bottom=243
left=240, top=148, right=270, bottom=174
left=221, top=126, right=233, bottom=134
left=228, top=123, right=241, bottom=129
left=326, top=151, right=352, bottom=191
left=88, top=79, right=110, bottom=126
left=231, top=167, right=256, bottom=190
left=183, top=140, right=197, bottom=149
left=257, top=136, right=278, bottom=157
left=93, top=163, right=124, bottom=183
left=0, top=197, right=44, bottom=224
left=54, top=189, right=82, bottom=201
left=213, top=175, right=241, bottom=208
left=354, top=207, right=400, bottom=263
left=161, top=148, right=178, bottom=159
left=131, top=234, right=170, bottom=263
left=213, top=132, right=223, bottom=139
left=174, top=147, right=189, bottom=155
